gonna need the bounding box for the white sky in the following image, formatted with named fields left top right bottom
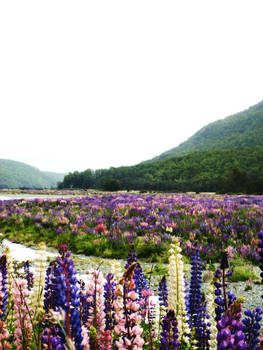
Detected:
left=1, top=1, right=263, bottom=173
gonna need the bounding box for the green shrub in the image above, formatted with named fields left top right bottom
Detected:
left=137, top=243, right=167, bottom=261
left=228, top=265, right=259, bottom=282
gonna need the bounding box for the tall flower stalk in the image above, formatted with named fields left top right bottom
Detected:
left=114, top=262, right=144, bottom=350
left=160, top=310, right=179, bottom=350
left=5, top=246, right=15, bottom=324
left=31, top=242, right=47, bottom=320
left=258, top=232, right=263, bottom=289
left=167, top=239, right=190, bottom=343
left=51, top=244, right=83, bottom=350
left=0, top=255, right=8, bottom=320
left=157, top=276, right=168, bottom=340
left=104, top=273, right=116, bottom=331
left=125, top=245, right=148, bottom=299
left=12, top=278, right=33, bottom=349
left=24, top=261, right=33, bottom=291
left=242, top=307, right=263, bottom=350
left=217, top=299, right=247, bottom=350
left=206, top=285, right=217, bottom=350
left=85, top=268, right=106, bottom=346
left=214, top=251, right=233, bottom=322
left=189, top=247, right=210, bottom=349
left=189, top=248, right=202, bottom=328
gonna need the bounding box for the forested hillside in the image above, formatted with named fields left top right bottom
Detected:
left=59, top=146, right=263, bottom=193
left=151, top=100, right=263, bottom=161
left=0, top=159, right=64, bottom=188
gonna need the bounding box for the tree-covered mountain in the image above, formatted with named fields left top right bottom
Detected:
left=59, top=99, right=263, bottom=193
left=0, top=159, right=64, bottom=189
left=151, top=100, right=263, bottom=161
left=43, top=171, right=66, bottom=184
left=59, top=146, right=263, bottom=193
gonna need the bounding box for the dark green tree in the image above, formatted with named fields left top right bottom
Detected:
left=221, top=167, right=248, bottom=193
left=103, top=178, right=121, bottom=191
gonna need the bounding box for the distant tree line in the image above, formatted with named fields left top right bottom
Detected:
left=58, top=146, right=263, bottom=194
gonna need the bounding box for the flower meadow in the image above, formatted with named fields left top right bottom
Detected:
left=0, top=193, right=263, bottom=263
left=0, top=235, right=263, bottom=349
left=1, top=192, right=263, bottom=349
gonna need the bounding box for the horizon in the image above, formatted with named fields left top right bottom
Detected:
left=1, top=1, right=263, bottom=173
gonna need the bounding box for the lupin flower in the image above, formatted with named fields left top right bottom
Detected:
left=141, top=288, right=157, bottom=349
left=152, top=293, right=161, bottom=339
left=217, top=299, right=248, bottom=350
left=43, top=261, right=56, bottom=314
left=24, top=261, right=34, bottom=291
left=134, top=263, right=148, bottom=298
left=12, top=278, right=33, bottom=349
left=189, top=247, right=210, bottom=348
left=214, top=251, right=233, bottom=322
left=167, top=239, right=190, bottom=343
left=31, top=242, right=47, bottom=319
left=5, top=246, right=15, bottom=319
left=79, top=279, right=88, bottom=324
left=258, top=232, right=263, bottom=289
left=101, top=330, right=113, bottom=350
left=158, top=276, right=168, bottom=308
left=125, top=245, right=138, bottom=270
left=242, top=307, right=263, bottom=350
left=125, top=245, right=148, bottom=299
left=127, top=256, right=149, bottom=331
left=189, top=247, right=202, bottom=329
left=184, top=276, right=190, bottom=317
left=157, top=276, right=169, bottom=339
left=113, top=263, right=144, bottom=350
left=206, top=285, right=218, bottom=350
left=214, top=278, right=225, bottom=322
left=51, top=244, right=83, bottom=350
left=0, top=320, right=11, bottom=349
left=197, top=294, right=210, bottom=350
left=0, top=255, right=8, bottom=320
left=41, top=325, right=64, bottom=350
left=85, top=269, right=106, bottom=348
left=160, top=309, right=179, bottom=350
left=81, top=325, right=90, bottom=350
left=227, top=290, right=236, bottom=308
left=104, top=273, right=116, bottom=331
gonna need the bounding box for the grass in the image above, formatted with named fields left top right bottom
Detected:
left=228, top=265, right=259, bottom=282
left=1, top=221, right=262, bottom=282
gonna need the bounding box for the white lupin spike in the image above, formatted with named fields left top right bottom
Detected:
left=167, top=239, right=190, bottom=341
left=206, top=285, right=218, bottom=350
left=31, top=242, right=47, bottom=317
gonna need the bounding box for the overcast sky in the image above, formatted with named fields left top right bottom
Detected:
left=1, top=1, right=263, bottom=173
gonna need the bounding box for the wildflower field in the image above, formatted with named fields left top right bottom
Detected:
left=0, top=193, right=263, bottom=263
left=0, top=192, right=263, bottom=349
